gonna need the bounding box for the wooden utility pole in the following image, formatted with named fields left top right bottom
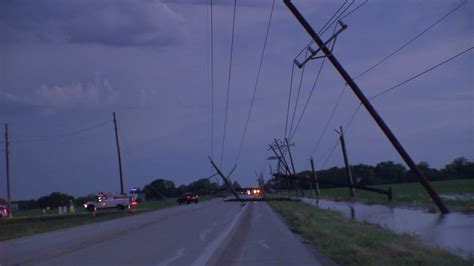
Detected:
left=310, top=157, right=320, bottom=197
left=283, top=0, right=448, bottom=213
left=113, top=112, right=125, bottom=194
left=209, top=157, right=241, bottom=201
left=4, top=124, right=11, bottom=217
left=337, top=126, right=355, bottom=197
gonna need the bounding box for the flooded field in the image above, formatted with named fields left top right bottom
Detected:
left=302, top=198, right=474, bottom=258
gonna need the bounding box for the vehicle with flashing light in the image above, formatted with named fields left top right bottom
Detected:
left=0, top=205, right=8, bottom=218
left=177, top=192, right=199, bottom=205
left=83, top=192, right=138, bottom=212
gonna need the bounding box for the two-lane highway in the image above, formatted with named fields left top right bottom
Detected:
left=0, top=199, right=324, bottom=265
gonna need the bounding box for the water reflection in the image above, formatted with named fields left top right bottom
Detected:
left=303, top=198, right=474, bottom=258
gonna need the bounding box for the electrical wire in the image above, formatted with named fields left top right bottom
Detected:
left=354, top=0, right=467, bottom=80
left=209, top=0, right=215, bottom=160
left=369, top=46, right=473, bottom=100
left=308, top=0, right=467, bottom=158
left=12, top=120, right=111, bottom=143
left=294, top=0, right=351, bottom=60
left=236, top=0, right=275, bottom=162
left=319, top=45, right=473, bottom=169
left=289, top=23, right=340, bottom=142
left=288, top=56, right=308, bottom=139
left=284, top=64, right=296, bottom=138
left=311, top=85, right=347, bottom=156
left=219, top=0, right=238, bottom=168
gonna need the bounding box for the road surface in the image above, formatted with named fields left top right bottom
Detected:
left=0, top=198, right=325, bottom=265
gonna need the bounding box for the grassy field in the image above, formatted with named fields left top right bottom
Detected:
left=269, top=201, right=471, bottom=266
left=308, top=179, right=474, bottom=211
left=0, top=196, right=215, bottom=241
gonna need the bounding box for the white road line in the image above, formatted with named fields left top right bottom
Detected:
left=157, top=248, right=185, bottom=266
left=258, top=239, right=270, bottom=249
left=191, top=203, right=248, bottom=266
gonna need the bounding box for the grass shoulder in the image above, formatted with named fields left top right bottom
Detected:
left=269, top=200, right=471, bottom=266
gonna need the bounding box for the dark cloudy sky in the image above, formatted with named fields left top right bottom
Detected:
left=0, top=0, right=472, bottom=200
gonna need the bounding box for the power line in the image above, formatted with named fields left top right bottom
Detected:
left=340, top=0, right=368, bottom=20
left=219, top=0, right=237, bottom=168
left=288, top=0, right=367, bottom=142
left=236, top=0, right=275, bottom=162
left=288, top=56, right=308, bottom=139
left=370, top=46, right=473, bottom=100
left=210, top=0, right=215, bottom=160
left=354, top=0, right=467, bottom=80
left=284, top=63, right=296, bottom=138
left=289, top=23, right=340, bottom=142
left=311, top=85, right=347, bottom=156
left=289, top=56, right=327, bottom=141
left=320, top=46, right=473, bottom=168
left=319, top=137, right=340, bottom=169
left=294, top=0, right=353, bottom=60
left=13, top=120, right=111, bottom=143
left=307, top=0, right=467, bottom=157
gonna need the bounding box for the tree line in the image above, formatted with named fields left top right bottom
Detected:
left=272, top=156, right=473, bottom=189
left=12, top=156, right=472, bottom=210
left=13, top=177, right=241, bottom=210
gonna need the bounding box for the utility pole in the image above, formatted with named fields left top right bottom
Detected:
left=4, top=124, right=11, bottom=217
left=283, top=0, right=449, bottom=213
left=337, top=126, right=355, bottom=197
left=113, top=112, right=125, bottom=195
left=310, top=157, right=320, bottom=197
left=209, top=157, right=241, bottom=201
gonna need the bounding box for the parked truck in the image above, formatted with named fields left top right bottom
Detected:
left=83, top=192, right=138, bottom=212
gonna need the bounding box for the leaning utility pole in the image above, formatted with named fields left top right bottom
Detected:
left=4, top=124, right=11, bottom=217
left=209, top=157, right=241, bottom=201
left=284, top=0, right=449, bottom=213
left=113, top=112, right=125, bottom=195
left=309, top=157, right=320, bottom=197
left=337, top=126, right=355, bottom=197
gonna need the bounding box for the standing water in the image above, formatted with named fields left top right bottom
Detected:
left=302, top=198, right=474, bottom=258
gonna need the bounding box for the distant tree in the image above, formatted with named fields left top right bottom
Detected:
left=15, top=199, right=38, bottom=210
left=37, top=192, right=75, bottom=208
left=441, top=157, right=474, bottom=179
left=374, top=161, right=407, bottom=184
left=232, top=180, right=241, bottom=189
left=408, top=161, right=441, bottom=181
left=142, top=179, right=177, bottom=199
left=351, top=164, right=376, bottom=185
left=187, top=178, right=218, bottom=195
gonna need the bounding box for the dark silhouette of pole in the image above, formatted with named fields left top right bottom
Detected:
left=113, top=112, right=124, bottom=195
left=5, top=124, right=11, bottom=217
left=209, top=157, right=241, bottom=201
left=270, top=141, right=293, bottom=197
left=310, top=157, right=320, bottom=197
left=283, top=0, right=449, bottom=213
left=337, top=126, right=355, bottom=197
left=285, top=138, right=296, bottom=175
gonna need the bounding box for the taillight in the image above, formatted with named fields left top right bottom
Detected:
left=131, top=201, right=138, bottom=206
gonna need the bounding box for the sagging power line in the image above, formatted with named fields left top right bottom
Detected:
left=284, top=0, right=450, bottom=214
left=236, top=0, right=275, bottom=162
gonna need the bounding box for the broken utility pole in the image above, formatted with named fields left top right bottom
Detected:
left=113, top=112, right=125, bottom=195
left=283, top=0, right=449, bottom=213
left=336, top=126, right=355, bottom=197
left=4, top=124, right=12, bottom=217
left=209, top=157, right=241, bottom=201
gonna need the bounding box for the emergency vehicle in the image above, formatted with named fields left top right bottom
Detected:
left=83, top=192, right=138, bottom=212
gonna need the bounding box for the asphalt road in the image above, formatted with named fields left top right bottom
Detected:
left=0, top=198, right=323, bottom=265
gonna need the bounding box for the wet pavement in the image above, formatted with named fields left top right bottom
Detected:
left=303, top=198, right=474, bottom=258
